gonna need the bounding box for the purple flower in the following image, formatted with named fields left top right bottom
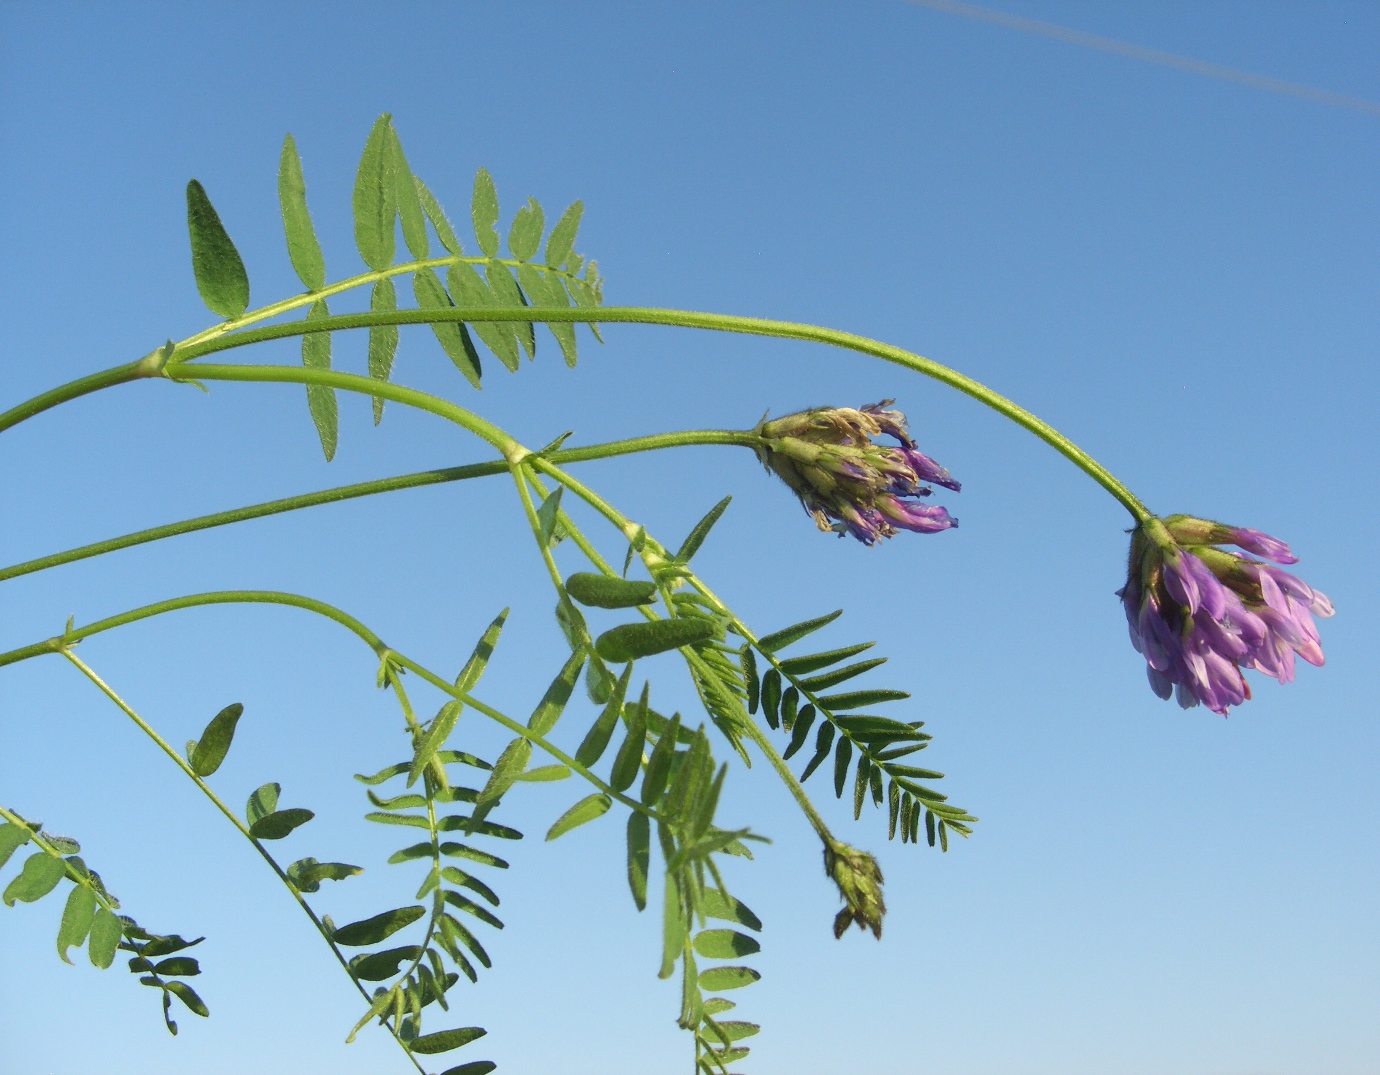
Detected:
left=756, top=400, right=958, bottom=545
left=1120, top=515, right=1333, bottom=715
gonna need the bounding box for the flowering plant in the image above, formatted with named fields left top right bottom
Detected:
left=0, top=116, right=1331, bottom=1074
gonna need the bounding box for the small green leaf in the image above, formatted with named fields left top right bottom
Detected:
left=528, top=649, right=585, bottom=736
left=152, top=956, right=200, bottom=977
left=354, top=762, right=411, bottom=786
left=2, top=851, right=65, bottom=906
left=332, top=904, right=425, bottom=946
left=700, top=889, right=762, bottom=931
left=697, top=965, right=761, bottom=991
left=690, top=927, right=767, bottom=960
left=710, top=1020, right=760, bottom=1043
left=248, top=807, right=314, bottom=841
left=514, top=764, right=570, bottom=783
left=353, top=114, right=396, bottom=271
left=534, top=485, right=564, bottom=547
left=349, top=945, right=421, bottom=981
left=287, top=857, right=362, bottom=893
left=413, top=267, right=482, bottom=389
left=757, top=609, right=842, bottom=653
left=485, top=261, right=534, bottom=359
left=302, top=298, right=337, bottom=461
left=818, top=689, right=910, bottom=711
left=507, top=196, right=543, bottom=261
left=609, top=684, right=648, bottom=793
left=800, top=658, right=888, bottom=692
left=779, top=641, right=876, bottom=677
left=439, top=1064, right=496, bottom=1075
left=165, top=980, right=209, bottom=1017
left=185, top=179, right=249, bottom=318
left=675, top=495, right=732, bottom=563
left=833, top=735, right=854, bottom=798
left=476, top=737, right=531, bottom=809
left=641, top=713, right=680, bottom=805
left=368, top=277, right=399, bottom=424
left=781, top=686, right=799, bottom=731
left=437, top=843, right=509, bottom=870
left=782, top=704, right=815, bottom=760
left=760, top=669, right=781, bottom=730
left=416, top=177, right=462, bottom=255
left=447, top=263, right=521, bottom=372
left=88, top=908, right=122, bottom=969
left=0, top=822, right=31, bottom=869
left=245, top=783, right=280, bottom=825
left=853, top=755, right=870, bottom=819
left=702, top=997, right=736, bottom=1017
left=456, top=608, right=509, bottom=692
left=188, top=702, right=243, bottom=777
left=595, top=619, right=717, bottom=663
left=56, top=883, right=97, bottom=962
left=277, top=133, right=325, bottom=290
left=626, top=811, right=649, bottom=911
left=565, top=572, right=658, bottom=609
left=741, top=645, right=760, bottom=714
left=575, top=663, right=632, bottom=767
left=411, top=1026, right=487, bottom=1055
left=544, top=201, right=582, bottom=268
left=545, top=793, right=611, bottom=841
left=471, top=167, right=499, bottom=257
left=660, top=874, right=685, bottom=979
left=388, top=127, right=428, bottom=260
left=410, top=701, right=463, bottom=787
left=516, top=264, right=578, bottom=367
left=799, top=721, right=836, bottom=783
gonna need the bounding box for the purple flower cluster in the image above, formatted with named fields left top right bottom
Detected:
left=1119, top=515, right=1334, bottom=715
left=755, top=400, right=958, bottom=545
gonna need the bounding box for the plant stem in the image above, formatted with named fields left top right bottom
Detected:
left=0, top=357, right=163, bottom=436
left=56, top=650, right=424, bottom=1073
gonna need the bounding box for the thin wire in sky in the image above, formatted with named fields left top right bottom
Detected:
left=910, top=0, right=1380, bottom=118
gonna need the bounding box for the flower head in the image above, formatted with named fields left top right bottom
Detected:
left=1119, top=514, right=1333, bottom=715
left=824, top=841, right=886, bottom=939
left=756, top=400, right=958, bottom=545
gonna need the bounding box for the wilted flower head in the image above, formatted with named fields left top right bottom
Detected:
left=824, top=841, right=886, bottom=939
left=755, top=400, right=958, bottom=545
left=1119, top=514, right=1334, bottom=715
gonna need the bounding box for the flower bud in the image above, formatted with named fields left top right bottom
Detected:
left=823, top=841, right=886, bottom=939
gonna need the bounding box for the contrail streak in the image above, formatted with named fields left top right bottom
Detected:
left=910, top=0, right=1380, bottom=118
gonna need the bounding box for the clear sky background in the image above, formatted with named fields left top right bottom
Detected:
left=1, top=3, right=1376, bottom=1074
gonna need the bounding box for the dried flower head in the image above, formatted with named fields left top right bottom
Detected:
left=1119, top=515, right=1334, bottom=715
left=756, top=400, right=958, bottom=545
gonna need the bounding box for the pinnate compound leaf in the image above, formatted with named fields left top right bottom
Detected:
left=697, top=965, right=760, bottom=991
left=277, top=133, right=325, bottom=290
left=245, top=783, right=280, bottom=825
left=544, top=201, right=582, bottom=268
left=545, top=793, right=611, bottom=841
left=56, top=882, right=97, bottom=962
left=507, top=196, right=543, bottom=261
left=528, top=649, right=585, bottom=736
left=595, top=619, right=717, bottom=663
left=471, top=167, right=499, bottom=257
left=416, top=177, right=463, bottom=255
left=3, top=851, right=65, bottom=906
left=185, top=179, right=249, bottom=319
left=88, top=907, right=122, bottom=969
left=353, top=114, right=396, bottom=271
left=249, top=808, right=314, bottom=841
left=332, top=904, right=425, bottom=947
left=188, top=702, right=243, bottom=777
left=413, top=267, right=482, bottom=388
left=693, top=929, right=760, bottom=960
left=565, top=572, right=657, bottom=610
left=626, top=811, right=649, bottom=911
left=410, top=1026, right=487, bottom=1055
left=675, top=496, right=732, bottom=563
left=757, top=609, right=842, bottom=653
left=302, top=299, right=337, bottom=461
left=388, top=127, right=428, bottom=260
left=368, top=277, right=399, bottom=424
left=165, top=980, right=209, bottom=1017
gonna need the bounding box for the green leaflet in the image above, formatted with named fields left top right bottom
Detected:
left=799, top=721, right=835, bottom=783
left=368, top=277, right=398, bottom=424
left=416, top=177, right=463, bottom=255
left=833, top=735, right=853, bottom=798
left=626, top=812, right=650, bottom=911
left=349, top=945, right=421, bottom=981
left=701, top=998, right=736, bottom=1017
left=245, top=783, right=280, bottom=824
left=332, top=904, right=425, bottom=946
left=700, top=888, right=762, bottom=931
left=188, top=702, right=243, bottom=777
left=388, top=127, right=428, bottom=260
left=302, top=298, right=336, bottom=461
left=507, top=196, right=543, bottom=261
left=438, top=1063, right=497, bottom=1075
left=440, top=913, right=492, bottom=967
left=56, top=882, right=97, bottom=962
left=442, top=890, right=503, bottom=930
left=779, top=641, right=876, bottom=676
left=413, top=267, right=482, bottom=388
left=409, top=701, right=463, bottom=787
left=709, top=1020, right=760, bottom=1042
left=165, top=981, right=209, bottom=1018
left=437, top=843, right=509, bottom=870
left=565, top=572, right=657, bottom=610
left=853, top=755, right=871, bottom=820
left=782, top=704, right=815, bottom=760
left=410, top=1026, right=487, bottom=1055
left=456, top=608, right=509, bottom=693
left=800, top=657, right=888, bottom=692
left=659, top=873, right=685, bottom=980
left=286, top=857, right=361, bottom=893
left=447, top=263, right=521, bottom=372
left=353, top=114, right=396, bottom=271
left=575, top=662, right=632, bottom=767
left=484, top=261, right=534, bottom=359
left=544, top=201, right=582, bottom=268
left=760, top=669, right=781, bottom=729
left=515, top=764, right=569, bottom=783
left=640, top=712, right=680, bottom=805
left=440, top=867, right=499, bottom=907
left=817, top=688, right=910, bottom=711
left=691, top=929, right=760, bottom=960
left=477, top=737, right=532, bottom=807
left=0, top=822, right=31, bottom=869
left=3, top=851, right=65, bottom=906
left=609, top=685, right=648, bottom=793
left=545, top=793, right=611, bottom=841
left=276, top=133, right=325, bottom=291
left=757, top=609, right=842, bottom=653
left=741, top=645, right=760, bottom=714
left=88, top=907, right=122, bottom=969
left=152, top=956, right=200, bottom=976
left=675, top=495, right=732, bottom=563
left=696, top=966, right=761, bottom=991
left=471, top=167, right=499, bottom=257
left=185, top=179, right=249, bottom=318
left=528, top=649, right=586, bottom=736
left=595, top=618, right=717, bottom=663
left=515, top=264, right=578, bottom=367
left=781, top=687, right=799, bottom=730
left=248, top=808, right=314, bottom=841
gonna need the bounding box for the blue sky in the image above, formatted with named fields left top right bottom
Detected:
left=1, top=3, right=1376, bottom=1073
